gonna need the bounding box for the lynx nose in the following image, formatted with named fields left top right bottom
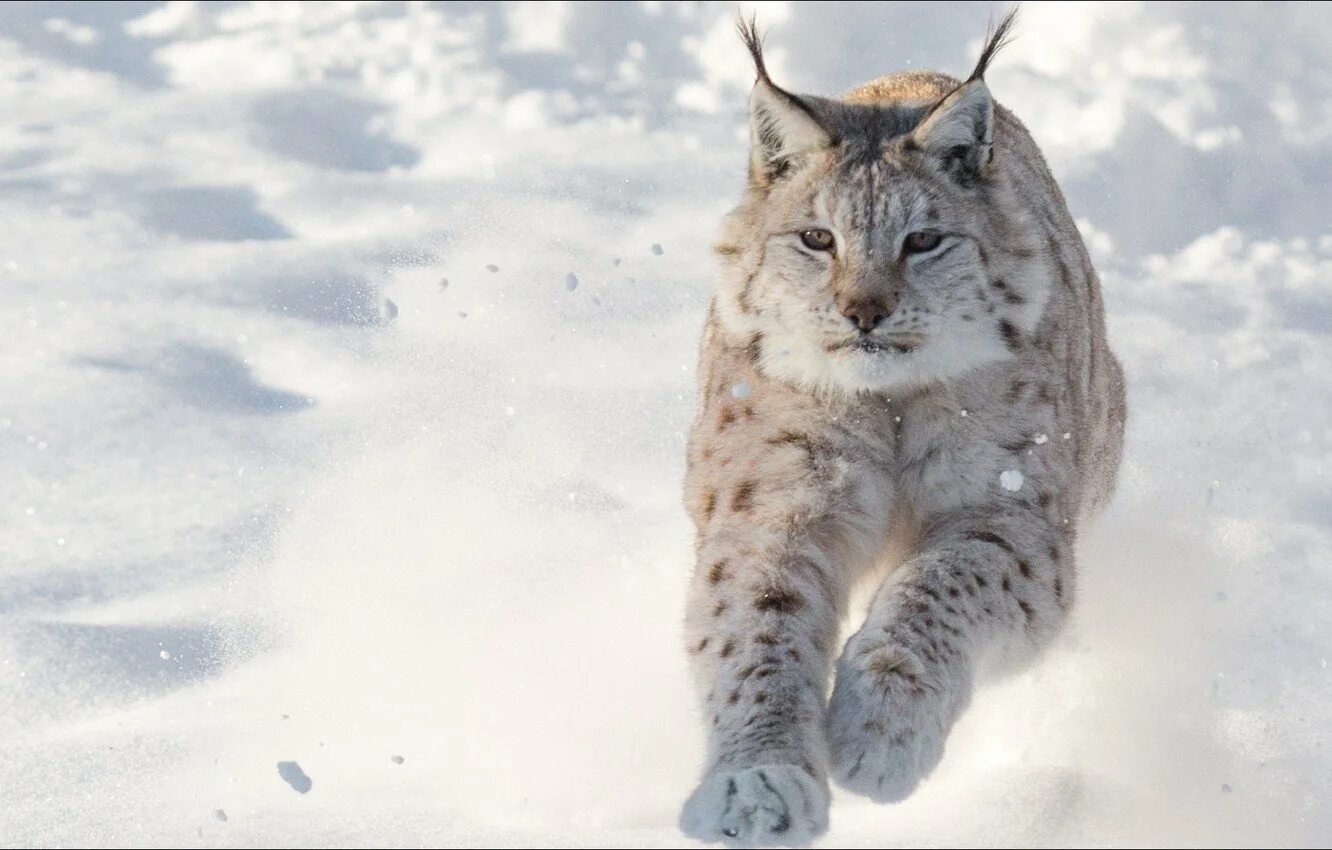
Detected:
left=838, top=297, right=893, bottom=333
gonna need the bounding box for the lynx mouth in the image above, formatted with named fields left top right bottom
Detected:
left=829, top=335, right=923, bottom=355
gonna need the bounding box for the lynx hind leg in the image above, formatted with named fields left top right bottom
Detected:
left=827, top=616, right=971, bottom=802
left=828, top=516, right=1069, bottom=801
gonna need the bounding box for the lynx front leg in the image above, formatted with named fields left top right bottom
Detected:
left=679, top=410, right=891, bottom=845
left=680, top=536, right=842, bottom=847
left=828, top=509, right=1071, bottom=801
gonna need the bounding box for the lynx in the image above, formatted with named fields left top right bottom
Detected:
left=678, top=10, right=1126, bottom=846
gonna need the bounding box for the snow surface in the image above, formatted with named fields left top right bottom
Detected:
left=1, top=1, right=1329, bottom=847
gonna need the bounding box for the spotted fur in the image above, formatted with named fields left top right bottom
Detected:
left=680, top=9, right=1126, bottom=847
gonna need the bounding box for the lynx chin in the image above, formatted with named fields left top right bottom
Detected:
left=679, top=9, right=1126, bottom=846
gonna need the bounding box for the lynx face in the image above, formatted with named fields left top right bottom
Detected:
left=715, top=70, right=1048, bottom=394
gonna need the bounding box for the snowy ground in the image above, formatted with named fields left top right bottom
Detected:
left=1, top=2, right=1329, bottom=847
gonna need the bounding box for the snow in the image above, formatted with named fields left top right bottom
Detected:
left=0, top=2, right=1329, bottom=848
left=999, top=470, right=1025, bottom=492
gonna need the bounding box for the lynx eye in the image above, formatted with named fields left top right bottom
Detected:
left=799, top=228, right=835, bottom=252
left=903, top=231, right=943, bottom=255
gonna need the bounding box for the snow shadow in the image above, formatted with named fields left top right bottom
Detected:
left=250, top=90, right=420, bottom=173
left=0, top=508, right=278, bottom=618
left=79, top=344, right=314, bottom=415
left=212, top=267, right=384, bottom=327
left=136, top=186, right=291, bottom=242
left=0, top=1, right=167, bottom=88
left=1, top=618, right=252, bottom=725
left=15, top=620, right=227, bottom=690
left=1272, top=288, right=1332, bottom=336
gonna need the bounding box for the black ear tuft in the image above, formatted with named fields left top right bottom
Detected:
left=735, top=13, right=771, bottom=84
left=907, top=7, right=1016, bottom=183
left=737, top=14, right=832, bottom=184
left=967, top=6, right=1019, bottom=82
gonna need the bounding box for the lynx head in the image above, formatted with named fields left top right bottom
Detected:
left=715, top=10, right=1049, bottom=394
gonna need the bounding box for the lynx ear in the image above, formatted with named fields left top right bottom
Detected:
left=909, top=80, right=995, bottom=176
left=737, top=16, right=830, bottom=181
left=910, top=7, right=1016, bottom=179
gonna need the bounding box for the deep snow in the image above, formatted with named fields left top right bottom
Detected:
left=1, top=2, right=1329, bottom=847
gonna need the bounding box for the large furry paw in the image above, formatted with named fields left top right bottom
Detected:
left=826, top=642, right=965, bottom=803
left=679, top=764, right=829, bottom=847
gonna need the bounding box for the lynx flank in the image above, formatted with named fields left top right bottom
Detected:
left=679, top=10, right=1126, bottom=846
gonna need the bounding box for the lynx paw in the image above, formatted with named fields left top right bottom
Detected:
left=679, top=764, right=829, bottom=847
left=826, top=644, right=963, bottom=802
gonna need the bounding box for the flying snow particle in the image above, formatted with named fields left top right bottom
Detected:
left=458, top=312, right=468, bottom=319
left=277, top=761, right=312, bottom=794
left=565, top=273, right=579, bottom=292
left=651, top=244, right=664, bottom=255
left=999, top=470, right=1025, bottom=492
left=1062, top=432, right=1071, bottom=440
left=391, top=755, right=405, bottom=765
left=730, top=382, right=751, bottom=399
left=486, top=264, right=499, bottom=273
left=1221, top=783, right=1233, bottom=794
left=959, top=409, right=968, bottom=417
left=613, top=258, right=621, bottom=267
left=1034, top=433, right=1049, bottom=444
left=160, top=650, right=171, bottom=660
left=212, top=809, right=228, bottom=822
left=438, top=278, right=449, bottom=290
